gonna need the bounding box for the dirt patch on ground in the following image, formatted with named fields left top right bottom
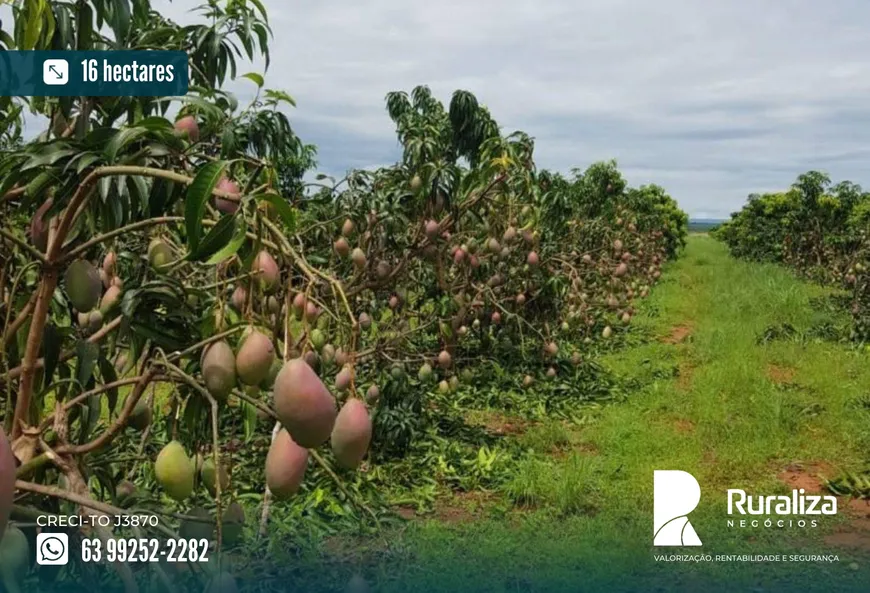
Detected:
left=823, top=531, right=870, bottom=550
left=395, top=506, right=417, bottom=520
left=778, top=462, right=870, bottom=553
left=466, top=410, right=531, bottom=436
left=767, top=364, right=797, bottom=384
left=824, top=510, right=870, bottom=552
left=672, top=418, right=695, bottom=433
left=777, top=461, right=834, bottom=493
left=827, top=498, right=870, bottom=552
left=394, top=491, right=500, bottom=524
left=662, top=324, right=692, bottom=344
left=575, top=441, right=600, bottom=455
left=676, top=361, right=694, bottom=391
left=848, top=498, right=870, bottom=517
left=432, top=491, right=497, bottom=523
left=551, top=440, right=599, bottom=459
left=432, top=504, right=474, bottom=524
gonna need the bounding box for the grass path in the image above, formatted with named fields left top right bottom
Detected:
left=296, top=235, right=870, bottom=592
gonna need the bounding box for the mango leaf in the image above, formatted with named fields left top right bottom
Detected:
left=175, top=95, right=226, bottom=120
left=264, top=89, right=296, bottom=107
left=84, top=126, right=118, bottom=148
left=21, top=1, right=43, bottom=49
left=97, top=356, right=119, bottom=415
left=220, top=127, right=237, bottom=158
left=149, top=178, right=176, bottom=217
left=135, top=116, right=173, bottom=131
left=254, top=24, right=270, bottom=70
left=109, top=0, right=131, bottom=43
left=121, top=281, right=197, bottom=352
left=54, top=4, right=72, bottom=49
left=182, top=395, right=209, bottom=442
left=76, top=1, right=94, bottom=50
left=127, top=174, right=149, bottom=214
left=42, top=323, right=61, bottom=391
left=185, top=161, right=227, bottom=253
left=255, top=192, right=296, bottom=232
left=99, top=176, right=112, bottom=202
left=248, top=0, right=269, bottom=21
left=75, top=340, right=99, bottom=389
left=241, top=72, right=264, bottom=88
left=144, top=142, right=173, bottom=158
left=188, top=213, right=236, bottom=262
left=78, top=393, right=101, bottom=444
left=205, top=216, right=247, bottom=265
left=20, top=145, right=76, bottom=171
left=104, top=127, right=148, bottom=163
left=243, top=402, right=258, bottom=441
left=66, top=152, right=101, bottom=174
left=56, top=364, right=72, bottom=402
left=25, top=170, right=58, bottom=200
left=92, top=467, right=117, bottom=503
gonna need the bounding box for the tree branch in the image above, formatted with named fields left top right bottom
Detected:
left=0, top=186, right=25, bottom=203
left=3, top=316, right=123, bottom=381
left=37, top=375, right=170, bottom=431
left=2, top=288, right=37, bottom=347
left=11, top=269, right=57, bottom=439
left=56, top=369, right=157, bottom=455
left=0, top=228, right=46, bottom=263
left=61, top=216, right=185, bottom=263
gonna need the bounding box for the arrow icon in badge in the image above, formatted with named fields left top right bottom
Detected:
left=42, top=59, right=69, bottom=86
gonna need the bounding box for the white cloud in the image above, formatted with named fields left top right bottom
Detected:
left=22, top=0, right=870, bottom=218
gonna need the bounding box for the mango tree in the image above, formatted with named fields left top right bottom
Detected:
left=0, top=2, right=688, bottom=592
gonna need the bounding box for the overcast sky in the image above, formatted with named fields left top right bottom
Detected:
left=19, top=0, right=870, bottom=219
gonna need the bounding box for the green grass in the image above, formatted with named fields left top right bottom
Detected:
left=253, top=236, right=870, bottom=592
left=502, top=453, right=601, bottom=515
left=515, top=420, right=572, bottom=453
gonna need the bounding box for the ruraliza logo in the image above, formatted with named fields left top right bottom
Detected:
left=654, top=470, right=702, bottom=546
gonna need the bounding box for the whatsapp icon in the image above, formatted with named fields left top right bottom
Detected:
left=36, top=533, right=69, bottom=565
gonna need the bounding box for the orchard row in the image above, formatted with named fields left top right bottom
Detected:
left=715, top=171, right=870, bottom=340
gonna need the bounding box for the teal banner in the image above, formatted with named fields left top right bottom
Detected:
left=0, top=50, right=189, bottom=96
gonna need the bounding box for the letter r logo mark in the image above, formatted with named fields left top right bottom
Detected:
left=654, top=470, right=702, bottom=546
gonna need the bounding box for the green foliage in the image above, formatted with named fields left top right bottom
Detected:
left=516, top=421, right=572, bottom=453
left=0, top=1, right=690, bottom=590
left=715, top=171, right=870, bottom=340
left=502, top=453, right=600, bottom=516
left=273, top=237, right=870, bottom=593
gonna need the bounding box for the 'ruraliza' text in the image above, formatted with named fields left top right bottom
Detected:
left=727, top=489, right=836, bottom=515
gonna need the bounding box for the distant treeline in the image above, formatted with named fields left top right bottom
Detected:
left=688, top=219, right=723, bottom=232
